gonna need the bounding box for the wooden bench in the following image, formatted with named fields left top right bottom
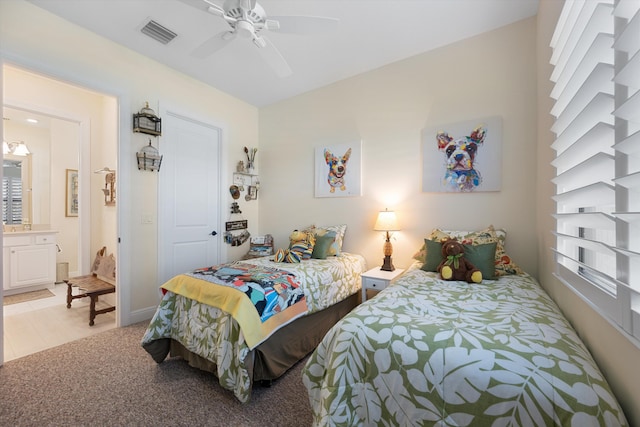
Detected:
left=65, top=247, right=116, bottom=326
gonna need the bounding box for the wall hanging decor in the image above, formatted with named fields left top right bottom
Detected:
left=314, top=140, right=362, bottom=198
left=133, top=102, right=162, bottom=136
left=65, top=168, right=79, bottom=217
left=244, top=146, right=257, bottom=172
left=422, top=116, right=502, bottom=193
left=94, top=167, right=116, bottom=206
left=136, top=139, right=163, bottom=171
left=224, top=202, right=250, bottom=246
left=233, top=146, right=260, bottom=201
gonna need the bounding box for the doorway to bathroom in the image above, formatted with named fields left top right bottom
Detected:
left=2, top=65, right=118, bottom=361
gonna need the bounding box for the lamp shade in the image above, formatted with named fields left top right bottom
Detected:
left=3, top=141, right=31, bottom=156
left=374, top=209, right=399, bottom=231
left=12, top=143, right=30, bottom=156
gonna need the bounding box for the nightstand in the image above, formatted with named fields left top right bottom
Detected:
left=361, top=267, right=405, bottom=302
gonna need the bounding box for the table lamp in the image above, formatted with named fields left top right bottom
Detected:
left=374, top=209, right=399, bottom=271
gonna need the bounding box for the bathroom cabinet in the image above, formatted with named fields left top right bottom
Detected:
left=3, top=230, right=58, bottom=295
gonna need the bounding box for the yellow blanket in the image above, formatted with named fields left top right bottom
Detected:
left=161, top=274, right=308, bottom=349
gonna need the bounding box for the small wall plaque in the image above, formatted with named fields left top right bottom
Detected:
left=225, top=220, right=248, bottom=231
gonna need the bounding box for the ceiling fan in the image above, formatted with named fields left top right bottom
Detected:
left=190, top=0, right=339, bottom=78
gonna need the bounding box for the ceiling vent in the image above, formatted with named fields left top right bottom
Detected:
left=141, top=20, right=177, bottom=45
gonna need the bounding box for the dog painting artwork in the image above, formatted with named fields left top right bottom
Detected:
left=315, top=142, right=362, bottom=197
left=325, top=148, right=351, bottom=192
left=437, top=125, right=485, bottom=191
left=422, top=117, right=502, bottom=193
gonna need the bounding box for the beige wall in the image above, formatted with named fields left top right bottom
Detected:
left=50, top=118, right=81, bottom=273
left=260, top=18, right=539, bottom=277
left=1, top=0, right=259, bottom=320
left=536, top=1, right=640, bottom=424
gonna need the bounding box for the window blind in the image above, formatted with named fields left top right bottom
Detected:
left=550, top=0, right=640, bottom=342
left=2, top=159, right=23, bottom=224
left=2, top=175, right=23, bottom=224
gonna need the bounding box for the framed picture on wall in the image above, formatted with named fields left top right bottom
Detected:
left=66, top=169, right=78, bottom=217
left=314, top=141, right=362, bottom=198
left=422, top=116, right=502, bottom=193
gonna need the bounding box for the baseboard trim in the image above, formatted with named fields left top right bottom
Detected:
left=127, top=306, right=157, bottom=326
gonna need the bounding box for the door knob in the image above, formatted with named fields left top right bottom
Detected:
left=210, top=231, right=217, bottom=236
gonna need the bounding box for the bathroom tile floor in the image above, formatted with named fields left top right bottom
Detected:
left=2, top=282, right=115, bottom=362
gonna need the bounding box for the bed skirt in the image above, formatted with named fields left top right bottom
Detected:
left=151, top=292, right=359, bottom=384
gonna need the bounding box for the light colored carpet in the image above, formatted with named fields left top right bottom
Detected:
left=0, top=321, right=313, bottom=426
left=3, top=288, right=55, bottom=306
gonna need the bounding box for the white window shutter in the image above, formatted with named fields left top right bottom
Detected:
left=551, top=0, right=640, bottom=342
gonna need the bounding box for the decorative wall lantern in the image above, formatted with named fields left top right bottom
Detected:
left=136, top=139, right=163, bottom=171
left=133, top=102, right=162, bottom=136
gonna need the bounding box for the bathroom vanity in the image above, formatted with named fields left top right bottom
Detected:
left=3, top=230, right=58, bottom=296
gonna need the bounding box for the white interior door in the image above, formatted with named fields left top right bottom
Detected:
left=158, top=111, right=221, bottom=284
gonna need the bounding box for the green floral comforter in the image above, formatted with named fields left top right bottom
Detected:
left=302, top=263, right=628, bottom=426
left=141, top=253, right=366, bottom=403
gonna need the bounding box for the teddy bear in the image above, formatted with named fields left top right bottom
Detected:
left=274, top=229, right=315, bottom=263
left=437, top=238, right=482, bottom=283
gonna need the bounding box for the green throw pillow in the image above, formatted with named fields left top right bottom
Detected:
left=421, top=239, right=444, bottom=272
left=463, top=242, right=497, bottom=280
left=311, top=234, right=335, bottom=259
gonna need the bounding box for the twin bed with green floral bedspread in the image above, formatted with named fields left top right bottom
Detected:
left=302, top=263, right=628, bottom=426
left=141, top=253, right=365, bottom=403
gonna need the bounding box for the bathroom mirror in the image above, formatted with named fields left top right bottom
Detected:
left=2, top=154, right=32, bottom=225
left=3, top=106, right=51, bottom=227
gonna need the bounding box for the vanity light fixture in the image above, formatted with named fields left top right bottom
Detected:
left=94, top=167, right=116, bottom=206
left=3, top=140, right=31, bottom=156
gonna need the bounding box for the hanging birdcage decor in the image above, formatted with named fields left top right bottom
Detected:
left=133, top=102, right=162, bottom=136
left=136, top=139, right=163, bottom=171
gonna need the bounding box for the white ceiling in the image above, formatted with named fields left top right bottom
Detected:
left=27, top=0, right=539, bottom=107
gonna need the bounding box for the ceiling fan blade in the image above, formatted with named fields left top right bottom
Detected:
left=256, top=36, right=292, bottom=78
left=202, top=0, right=225, bottom=16
left=192, top=31, right=236, bottom=58
left=269, top=16, right=339, bottom=34
left=239, top=0, right=257, bottom=11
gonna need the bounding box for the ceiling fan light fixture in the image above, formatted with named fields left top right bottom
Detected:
left=236, top=20, right=254, bottom=38
left=190, top=0, right=339, bottom=78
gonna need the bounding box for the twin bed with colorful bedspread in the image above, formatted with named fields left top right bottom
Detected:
left=142, top=240, right=365, bottom=403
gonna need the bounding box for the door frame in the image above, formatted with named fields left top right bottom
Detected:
left=1, top=59, right=129, bottom=366
left=157, top=104, right=228, bottom=283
